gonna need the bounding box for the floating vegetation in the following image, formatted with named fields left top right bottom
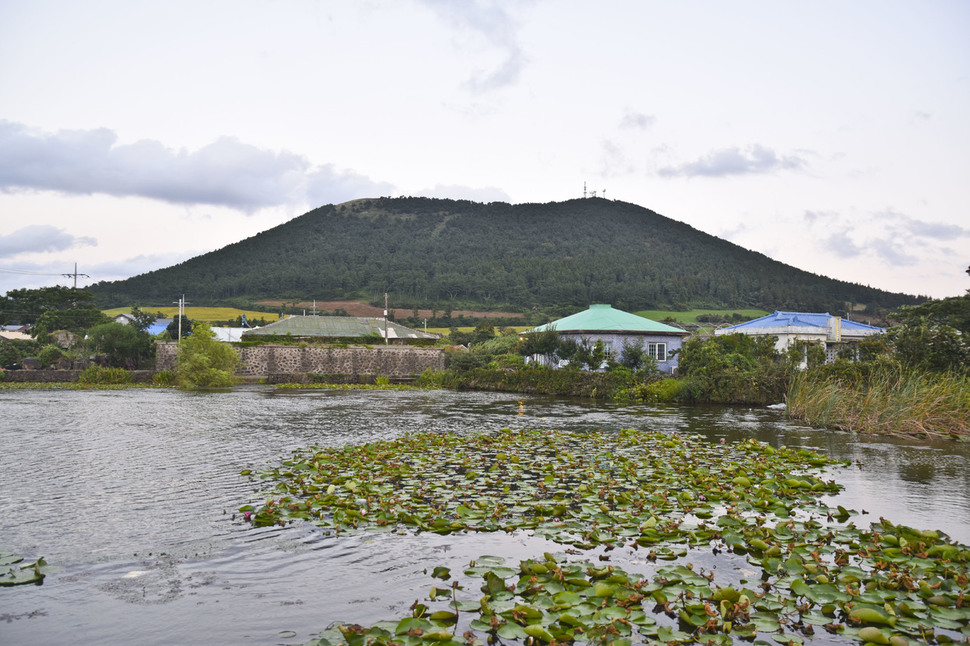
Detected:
left=243, top=430, right=970, bottom=644
left=0, top=551, right=49, bottom=586
left=273, top=382, right=429, bottom=391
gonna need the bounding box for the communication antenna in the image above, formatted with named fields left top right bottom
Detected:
left=583, top=181, right=587, bottom=199
left=62, top=263, right=89, bottom=288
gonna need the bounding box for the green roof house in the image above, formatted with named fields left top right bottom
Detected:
left=522, top=304, right=688, bottom=372
left=242, top=315, right=437, bottom=343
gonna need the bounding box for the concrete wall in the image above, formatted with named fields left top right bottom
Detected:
left=156, top=342, right=444, bottom=378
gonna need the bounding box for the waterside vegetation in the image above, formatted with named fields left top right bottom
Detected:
left=243, top=428, right=970, bottom=645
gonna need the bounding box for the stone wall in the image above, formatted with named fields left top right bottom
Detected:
left=155, top=342, right=444, bottom=378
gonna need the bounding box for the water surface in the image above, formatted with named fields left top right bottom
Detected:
left=1, top=387, right=967, bottom=644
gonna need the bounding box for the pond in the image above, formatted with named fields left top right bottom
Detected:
left=1, top=386, right=968, bottom=644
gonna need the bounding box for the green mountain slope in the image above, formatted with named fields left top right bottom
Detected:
left=89, top=197, right=918, bottom=313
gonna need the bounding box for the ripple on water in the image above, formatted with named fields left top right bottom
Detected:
left=1, top=387, right=968, bottom=646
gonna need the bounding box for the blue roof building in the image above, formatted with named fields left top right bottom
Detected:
left=714, top=311, right=884, bottom=363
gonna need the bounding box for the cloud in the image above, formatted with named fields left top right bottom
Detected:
left=598, top=140, right=636, bottom=177
left=657, top=144, right=807, bottom=178
left=878, top=211, right=970, bottom=240
left=0, top=121, right=391, bottom=212
left=0, top=225, right=96, bottom=259
left=305, top=165, right=396, bottom=208
left=803, top=209, right=837, bottom=224
left=419, top=0, right=528, bottom=92
left=869, top=237, right=919, bottom=267
left=821, top=230, right=864, bottom=259
left=619, top=111, right=655, bottom=130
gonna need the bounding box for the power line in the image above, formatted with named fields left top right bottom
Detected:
left=62, top=263, right=89, bottom=289
left=0, top=268, right=68, bottom=276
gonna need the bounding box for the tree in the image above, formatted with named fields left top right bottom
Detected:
left=617, top=338, right=658, bottom=373
left=33, top=307, right=109, bottom=339
left=887, top=295, right=970, bottom=375
left=0, top=287, right=108, bottom=338
left=128, top=306, right=158, bottom=330
left=86, top=322, right=156, bottom=369
left=1, top=286, right=96, bottom=326
left=167, top=315, right=193, bottom=340
left=175, top=323, right=240, bottom=388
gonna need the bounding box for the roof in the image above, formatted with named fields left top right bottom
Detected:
left=524, top=304, right=687, bottom=335
left=145, top=323, right=169, bottom=336
left=718, top=311, right=884, bottom=333
left=0, top=330, right=32, bottom=341
left=210, top=327, right=251, bottom=343
left=241, top=315, right=438, bottom=340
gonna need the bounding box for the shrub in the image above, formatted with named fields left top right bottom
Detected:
left=86, top=322, right=155, bottom=369
left=175, top=323, right=241, bottom=388
left=152, top=370, right=178, bottom=386
left=639, top=378, right=684, bottom=402
left=78, top=365, right=133, bottom=385
left=37, top=344, right=66, bottom=368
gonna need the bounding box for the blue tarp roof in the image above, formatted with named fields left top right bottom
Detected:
left=720, top=311, right=883, bottom=332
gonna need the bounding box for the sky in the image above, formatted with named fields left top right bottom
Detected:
left=1, top=0, right=968, bottom=301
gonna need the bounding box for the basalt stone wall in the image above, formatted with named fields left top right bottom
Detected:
left=155, top=342, right=444, bottom=378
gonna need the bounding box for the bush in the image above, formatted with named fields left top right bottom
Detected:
left=37, top=344, right=66, bottom=368
left=638, top=378, right=684, bottom=402
left=0, top=338, right=40, bottom=367
left=175, top=323, right=241, bottom=388
left=152, top=370, right=177, bottom=386
left=86, top=322, right=155, bottom=369
left=78, top=365, right=133, bottom=385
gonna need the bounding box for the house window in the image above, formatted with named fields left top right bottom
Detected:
left=647, top=342, right=667, bottom=362
left=602, top=341, right=614, bottom=356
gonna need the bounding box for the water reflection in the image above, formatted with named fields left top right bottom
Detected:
left=0, top=387, right=967, bottom=645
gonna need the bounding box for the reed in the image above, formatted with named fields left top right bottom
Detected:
left=787, top=365, right=970, bottom=439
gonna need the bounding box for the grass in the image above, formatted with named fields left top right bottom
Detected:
left=786, top=366, right=970, bottom=440
left=102, top=306, right=283, bottom=324
left=634, top=308, right=769, bottom=324
left=427, top=326, right=531, bottom=335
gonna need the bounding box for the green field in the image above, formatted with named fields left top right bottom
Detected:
left=102, top=306, right=281, bottom=324
left=634, top=308, right=768, bottom=324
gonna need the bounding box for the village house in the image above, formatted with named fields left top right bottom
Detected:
left=713, top=310, right=884, bottom=364
left=521, top=304, right=689, bottom=373
left=240, top=314, right=437, bottom=343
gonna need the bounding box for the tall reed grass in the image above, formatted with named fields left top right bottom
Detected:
left=786, top=365, right=970, bottom=439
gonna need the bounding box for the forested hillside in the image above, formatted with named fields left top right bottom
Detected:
left=90, top=197, right=918, bottom=314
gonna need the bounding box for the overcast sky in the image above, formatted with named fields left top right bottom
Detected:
left=1, top=1, right=968, bottom=301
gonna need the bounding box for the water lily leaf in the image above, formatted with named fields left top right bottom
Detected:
left=428, top=611, right=457, bottom=625
left=496, top=622, right=528, bottom=640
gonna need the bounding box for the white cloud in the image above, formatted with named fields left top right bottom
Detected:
left=0, top=225, right=96, bottom=259
left=657, top=145, right=807, bottom=178
left=0, top=121, right=391, bottom=212
left=619, top=111, right=655, bottom=130
left=418, top=0, right=529, bottom=92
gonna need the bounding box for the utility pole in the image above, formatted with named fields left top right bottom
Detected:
left=173, top=294, right=189, bottom=343
left=62, top=263, right=89, bottom=289
left=383, top=292, right=389, bottom=345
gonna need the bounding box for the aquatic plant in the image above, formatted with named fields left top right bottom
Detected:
left=787, top=365, right=970, bottom=439
left=77, top=365, right=133, bottom=384
left=244, top=429, right=970, bottom=644
left=0, top=551, right=49, bottom=586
